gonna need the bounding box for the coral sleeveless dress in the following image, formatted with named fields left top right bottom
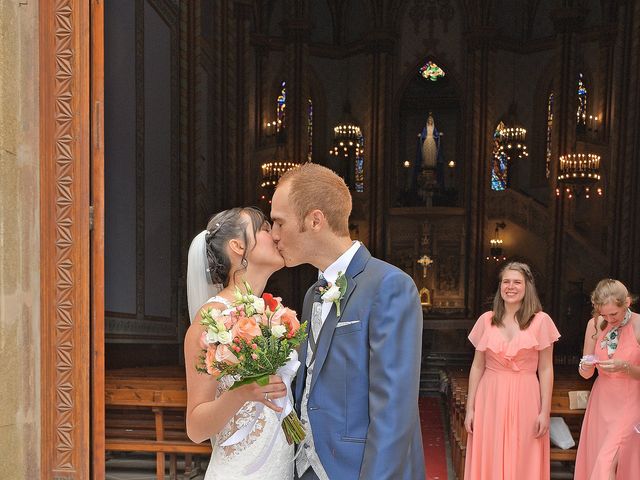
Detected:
left=574, top=319, right=640, bottom=479
left=464, top=311, right=560, bottom=480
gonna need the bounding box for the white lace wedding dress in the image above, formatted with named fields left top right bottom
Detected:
left=203, top=297, right=294, bottom=480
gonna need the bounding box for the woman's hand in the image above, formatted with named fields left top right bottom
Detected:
left=597, top=359, right=630, bottom=374
left=464, top=409, right=474, bottom=434
left=234, top=375, right=288, bottom=412
left=534, top=412, right=550, bottom=438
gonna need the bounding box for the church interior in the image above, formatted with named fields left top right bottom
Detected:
left=2, top=0, right=640, bottom=479
left=100, top=1, right=640, bottom=477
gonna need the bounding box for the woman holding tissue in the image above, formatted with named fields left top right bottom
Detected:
left=575, top=279, right=640, bottom=479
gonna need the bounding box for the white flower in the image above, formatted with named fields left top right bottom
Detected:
left=206, top=330, right=219, bottom=344
left=250, top=296, right=265, bottom=314
left=271, top=324, right=287, bottom=339
left=215, top=319, right=227, bottom=332
left=217, top=330, right=233, bottom=345
left=321, top=284, right=341, bottom=303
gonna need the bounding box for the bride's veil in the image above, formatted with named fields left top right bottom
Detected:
left=186, top=230, right=222, bottom=323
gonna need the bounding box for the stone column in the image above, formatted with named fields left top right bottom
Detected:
left=548, top=7, right=586, bottom=319
left=611, top=1, right=640, bottom=290
left=281, top=1, right=311, bottom=164
left=0, top=1, right=40, bottom=479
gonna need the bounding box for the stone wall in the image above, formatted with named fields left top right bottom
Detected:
left=0, top=1, right=40, bottom=478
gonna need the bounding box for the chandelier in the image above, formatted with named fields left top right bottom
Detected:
left=486, top=222, right=507, bottom=262
left=329, top=103, right=364, bottom=192
left=260, top=143, right=299, bottom=203
left=555, top=153, right=602, bottom=199
left=501, top=103, right=528, bottom=161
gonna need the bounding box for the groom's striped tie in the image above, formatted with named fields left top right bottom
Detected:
left=306, top=275, right=327, bottom=367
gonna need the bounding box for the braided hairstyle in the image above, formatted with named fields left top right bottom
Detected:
left=204, top=207, right=267, bottom=286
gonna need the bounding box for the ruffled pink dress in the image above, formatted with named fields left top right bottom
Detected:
left=464, top=311, right=560, bottom=480
left=574, top=319, right=640, bottom=479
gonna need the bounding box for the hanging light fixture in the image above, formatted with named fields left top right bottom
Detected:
left=555, top=153, right=602, bottom=199
left=329, top=101, right=364, bottom=192
left=486, top=222, right=507, bottom=262
left=502, top=102, right=529, bottom=161
left=260, top=142, right=299, bottom=204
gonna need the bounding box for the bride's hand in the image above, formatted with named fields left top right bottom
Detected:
left=237, top=375, right=288, bottom=412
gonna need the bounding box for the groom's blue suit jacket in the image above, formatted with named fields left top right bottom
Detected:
left=294, top=246, right=425, bottom=480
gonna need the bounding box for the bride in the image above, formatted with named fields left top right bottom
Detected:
left=184, top=206, right=293, bottom=479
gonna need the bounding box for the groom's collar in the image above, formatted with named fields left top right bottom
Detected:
left=320, top=241, right=361, bottom=285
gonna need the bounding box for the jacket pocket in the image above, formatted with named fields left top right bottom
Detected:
left=334, top=320, right=362, bottom=336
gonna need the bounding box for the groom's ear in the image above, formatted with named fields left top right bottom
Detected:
left=308, top=209, right=325, bottom=231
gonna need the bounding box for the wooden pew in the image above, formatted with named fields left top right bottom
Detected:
left=105, top=366, right=212, bottom=480
left=441, top=367, right=593, bottom=479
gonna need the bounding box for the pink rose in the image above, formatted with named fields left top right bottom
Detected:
left=274, top=308, right=300, bottom=336
left=205, top=345, right=219, bottom=375
left=254, top=313, right=269, bottom=326
left=215, top=344, right=240, bottom=365
left=221, top=315, right=235, bottom=329
left=231, top=316, right=262, bottom=343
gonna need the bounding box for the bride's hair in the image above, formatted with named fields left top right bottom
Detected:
left=204, top=206, right=267, bottom=286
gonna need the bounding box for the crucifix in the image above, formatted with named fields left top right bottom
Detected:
left=417, top=254, right=433, bottom=278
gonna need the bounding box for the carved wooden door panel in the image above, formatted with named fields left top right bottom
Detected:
left=38, top=0, right=104, bottom=480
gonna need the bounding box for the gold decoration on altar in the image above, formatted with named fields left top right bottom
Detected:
left=417, top=255, right=433, bottom=278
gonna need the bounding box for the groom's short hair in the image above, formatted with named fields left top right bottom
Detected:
left=278, top=163, right=352, bottom=236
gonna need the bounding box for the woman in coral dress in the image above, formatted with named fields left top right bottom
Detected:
left=464, top=262, right=560, bottom=480
left=575, top=279, right=640, bottom=480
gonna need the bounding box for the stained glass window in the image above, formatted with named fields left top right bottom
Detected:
left=577, top=73, right=587, bottom=128
left=307, top=98, right=313, bottom=162
left=276, top=81, right=286, bottom=132
left=546, top=92, right=554, bottom=179
left=355, top=133, right=364, bottom=192
left=419, top=61, right=445, bottom=82
left=491, top=122, right=508, bottom=191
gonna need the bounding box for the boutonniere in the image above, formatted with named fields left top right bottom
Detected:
left=319, top=271, right=348, bottom=317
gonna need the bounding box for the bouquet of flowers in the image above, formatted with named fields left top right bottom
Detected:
left=197, top=281, right=307, bottom=444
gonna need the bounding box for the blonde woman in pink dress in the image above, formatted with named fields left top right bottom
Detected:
left=575, top=279, right=640, bottom=479
left=464, top=262, right=560, bottom=480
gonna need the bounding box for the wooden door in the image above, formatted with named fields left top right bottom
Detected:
left=39, top=0, right=92, bottom=478
left=91, top=0, right=106, bottom=478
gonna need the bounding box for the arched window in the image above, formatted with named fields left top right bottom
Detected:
left=276, top=81, right=286, bottom=132
left=577, top=73, right=587, bottom=129
left=355, top=133, right=364, bottom=192
left=546, top=92, right=554, bottom=179
left=491, top=122, right=508, bottom=191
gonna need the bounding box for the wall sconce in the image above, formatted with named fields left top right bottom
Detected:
left=487, top=222, right=507, bottom=262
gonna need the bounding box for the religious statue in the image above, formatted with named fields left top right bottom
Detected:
left=418, top=113, right=440, bottom=169
left=412, top=112, right=445, bottom=205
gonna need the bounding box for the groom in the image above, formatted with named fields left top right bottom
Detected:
left=270, top=163, right=425, bottom=480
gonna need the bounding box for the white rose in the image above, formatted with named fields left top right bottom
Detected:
left=217, top=330, right=233, bottom=345
left=321, top=284, right=341, bottom=302
left=251, top=296, right=265, bottom=314
left=271, top=324, right=287, bottom=339
left=206, top=330, right=219, bottom=344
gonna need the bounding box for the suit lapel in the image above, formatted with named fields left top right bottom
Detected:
left=295, top=285, right=316, bottom=409
left=309, top=246, right=370, bottom=393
